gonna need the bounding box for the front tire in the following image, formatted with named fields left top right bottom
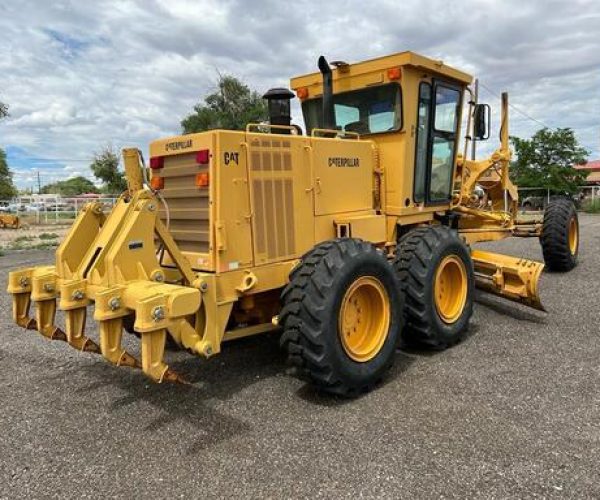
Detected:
left=279, top=239, right=403, bottom=396
left=540, top=198, right=579, bottom=272
left=394, top=226, right=474, bottom=349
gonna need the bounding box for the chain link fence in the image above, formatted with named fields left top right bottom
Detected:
left=517, top=186, right=600, bottom=212
left=0, top=196, right=118, bottom=226
left=1, top=186, right=598, bottom=228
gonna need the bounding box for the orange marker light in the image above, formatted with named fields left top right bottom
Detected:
left=387, top=67, right=402, bottom=80
left=150, top=176, right=164, bottom=190
left=296, top=87, right=308, bottom=100
left=195, top=172, right=209, bottom=188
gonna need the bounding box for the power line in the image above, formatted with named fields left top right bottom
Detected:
left=478, top=82, right=552, bottom=129
left=479, top=82, right=599, bottom=153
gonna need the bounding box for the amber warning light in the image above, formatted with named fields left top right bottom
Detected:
left=195, top=172, right=209, bottom=188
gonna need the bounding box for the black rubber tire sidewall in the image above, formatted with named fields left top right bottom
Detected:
left=541, top=198, right=579, bottom=272
left=425, top=239, right=474, bottom=345
left=322, top=254, right=402, bottom=389
left=395, top=226, right=474, bottom=349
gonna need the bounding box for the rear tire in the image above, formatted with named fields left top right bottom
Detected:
left=540, top=198, right=579, bottom=272
left=279, top=238, right=403, bottom=396
left=394, top=226, right=474, bottom=349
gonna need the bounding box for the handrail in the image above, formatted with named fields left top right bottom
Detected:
left=245, top=123, right=300, bottom=134
left=311, top=128, right=360, bottom=140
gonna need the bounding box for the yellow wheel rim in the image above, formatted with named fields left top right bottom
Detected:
left=568, top=216, right=578, bottom=255
left=434, top=255, right=468, bottom=324
left=338, top=276, right=390, bottom=363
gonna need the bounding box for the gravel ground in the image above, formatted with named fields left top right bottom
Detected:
left=1, top=215, right=599, bottom=499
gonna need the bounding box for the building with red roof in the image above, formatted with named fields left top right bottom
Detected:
left=575, top=160, right=600, bottom=184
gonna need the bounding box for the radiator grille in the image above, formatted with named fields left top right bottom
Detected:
left=249, top=137, right=295, bottom=263
left=157, top=152, right=210, bottom=254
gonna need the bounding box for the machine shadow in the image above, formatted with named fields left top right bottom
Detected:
left=294, top=348, right=417, bottom=406
left=39, top=362, right=251, bottom=454
left=41, top=331, right=290, bottom=455
left=474, top=292, right=547, bottom=324
left=43, top=307, right=481, bottom=442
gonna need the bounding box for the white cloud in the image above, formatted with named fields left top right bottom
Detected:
left=0, top=0, right=598, bottom=190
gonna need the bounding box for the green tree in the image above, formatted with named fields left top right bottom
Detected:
left=0, top=148, right=17, bottom=199
left=41, top=176, right=99, bottom=196
left=181, top=75, right=268, bottom=133
left=511, top=128, right=589, bottom=194
left=0, top=100, right=15, bottom=199
left=90, top=146, right=127, bottom=194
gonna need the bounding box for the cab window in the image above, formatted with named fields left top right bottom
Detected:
left=413, top=83, right=431, bottom=203
left=429, top=84, right=460, bottom=202
left=302, top=83, right=402, bottom=135
left=434, top=86, right=460, bottom=132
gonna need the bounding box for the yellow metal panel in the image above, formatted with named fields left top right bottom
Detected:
left=246, top=132, right=313, bottom=265
left=55, top=202, right=104, bottom=279
left=334, top=214, right=387, bottom=243
left=314, top=210, right=374, bottom=243
left=214, top=131, right=254, bottom=272
left=150, top=133, right=211, bottom=158
left=311, top=137, right=374, bottom=216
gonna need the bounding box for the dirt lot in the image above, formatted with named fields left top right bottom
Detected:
left=0, top=224, right=70, bottom=251
left=0, top=215, right=599, bottom=498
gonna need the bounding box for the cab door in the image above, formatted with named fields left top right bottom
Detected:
left=413, top=80, right=462, bottom=205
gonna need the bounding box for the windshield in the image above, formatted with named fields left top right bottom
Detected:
left=301, top=83, right=402, bottom=135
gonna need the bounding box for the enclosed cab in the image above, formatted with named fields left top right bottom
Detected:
left=291, top=51, right=472, bottom=232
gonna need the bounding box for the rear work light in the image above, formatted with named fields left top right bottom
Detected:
left=150, top=176, right=164, bottom=190
left=195, top=172, right=209, bottom=188
left=150, top=156, right=164, bottom=169
left=387, top=67, right=402, bottom=80
left=296, top=87, right=309, bottom=100
left=196, top=149, right=210, bottom=164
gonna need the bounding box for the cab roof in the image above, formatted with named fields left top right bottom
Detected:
left=290, top=51, right=473, bottom=92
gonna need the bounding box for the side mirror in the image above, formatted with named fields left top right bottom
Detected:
left=473, top=103, right=491, bottom=140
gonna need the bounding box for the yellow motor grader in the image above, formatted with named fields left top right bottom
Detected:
left=7, top=51, right=579, bottom=395
left=0, top=214, right=20, bottom=229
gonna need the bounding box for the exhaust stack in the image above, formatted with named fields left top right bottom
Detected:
left=318, top=55, right=335, bottom=130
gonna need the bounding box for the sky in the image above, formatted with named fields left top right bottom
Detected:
left=0, top=0, right=599, bottom=191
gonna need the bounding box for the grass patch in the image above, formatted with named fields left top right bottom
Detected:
left=583, top=199, right=600, bottom=213
left=38, top=232, right=59, bottom=240
left=13, top=235, right=35, bottom=243
left=30, top=242, right=59, bottom=250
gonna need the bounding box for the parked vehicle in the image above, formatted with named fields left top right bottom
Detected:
left=25, top=202, right=47, bottom=212
left=522, top=193, right=583, bottom=210
left=522, top=195, right=545, bottom=210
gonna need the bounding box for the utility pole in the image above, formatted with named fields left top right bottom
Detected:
left=37, top=171, right=41, bottom=194
left=471, top=78, right=478, bottom=160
